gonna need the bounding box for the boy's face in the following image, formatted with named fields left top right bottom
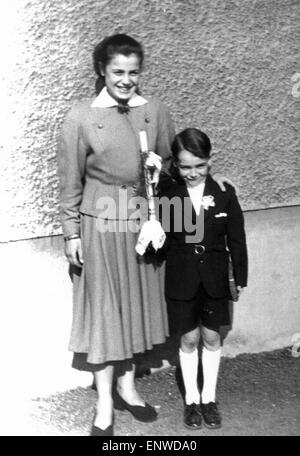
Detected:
left=176, top=149, right=211, bottom=187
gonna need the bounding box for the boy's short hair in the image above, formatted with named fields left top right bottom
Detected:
left=171, top=128, right=211, bottom=160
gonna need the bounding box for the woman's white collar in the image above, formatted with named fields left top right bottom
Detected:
left=91, top=87, right=148, bottom=108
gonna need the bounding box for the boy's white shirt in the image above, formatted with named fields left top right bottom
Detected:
left=187, top=181, right=205, bottom=216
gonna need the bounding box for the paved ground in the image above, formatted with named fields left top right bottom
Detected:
left=28, top=347, right=299, bottom=436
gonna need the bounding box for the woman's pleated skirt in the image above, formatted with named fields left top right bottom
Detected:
left=68, top=215, right=168, bottom=370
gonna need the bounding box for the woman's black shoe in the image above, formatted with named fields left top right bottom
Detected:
left=183, top=403, right=202, bottom=430
left=113, top=390, right=158, bottom=422
left=90, top=424, right=114, bottom=436
left=201, top=402, right=222, bottom=429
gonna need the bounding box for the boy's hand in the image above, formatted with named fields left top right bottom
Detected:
left=236, top=286, right=244, bottom=297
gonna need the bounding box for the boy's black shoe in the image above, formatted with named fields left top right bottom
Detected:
left=201, top=402, right=222, bottom=429
left=183, top=403, right=202, bottom=430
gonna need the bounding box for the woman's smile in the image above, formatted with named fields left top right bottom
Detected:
left=101, top=53, right=141, bottom=102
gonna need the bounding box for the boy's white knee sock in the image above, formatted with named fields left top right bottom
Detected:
left=201, top=347, right=221, bottom=404
left=179, top=348, right=201, bottom=405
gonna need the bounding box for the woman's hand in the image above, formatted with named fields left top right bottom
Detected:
left=212, top=173, right=239, bottom=194
left=64, top=238, right=84, bottom=268
left=145, top=151, right=162, bottom=185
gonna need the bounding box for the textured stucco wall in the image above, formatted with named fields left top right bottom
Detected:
left=1, top=0, right=299, bottom=241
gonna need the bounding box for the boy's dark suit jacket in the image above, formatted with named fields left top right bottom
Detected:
left=159, top=174, right=248, bottom=301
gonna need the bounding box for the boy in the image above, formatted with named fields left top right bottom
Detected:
left=160, top=128, right=248, bottom=430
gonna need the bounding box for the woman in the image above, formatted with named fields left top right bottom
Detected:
left=58, top=33, right=233, bottom=436
left=58, top=34, right=175, bottom=436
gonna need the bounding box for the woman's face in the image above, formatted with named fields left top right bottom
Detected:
left=176, top=149, right=211, bottom=187
left=101, top=53, right=141, bottom=102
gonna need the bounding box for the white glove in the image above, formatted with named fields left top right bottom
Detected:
left=145, top=152, right=162, bottom=184
left=135, top=219, right=166, bottom=255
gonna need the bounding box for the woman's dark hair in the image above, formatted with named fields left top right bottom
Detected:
left=170, top=128, right=211, bottom=180
left=93, top=34, right=144, bottom=94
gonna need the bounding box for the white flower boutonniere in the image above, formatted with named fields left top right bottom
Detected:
left=201, top=195, right=215, bottom=210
